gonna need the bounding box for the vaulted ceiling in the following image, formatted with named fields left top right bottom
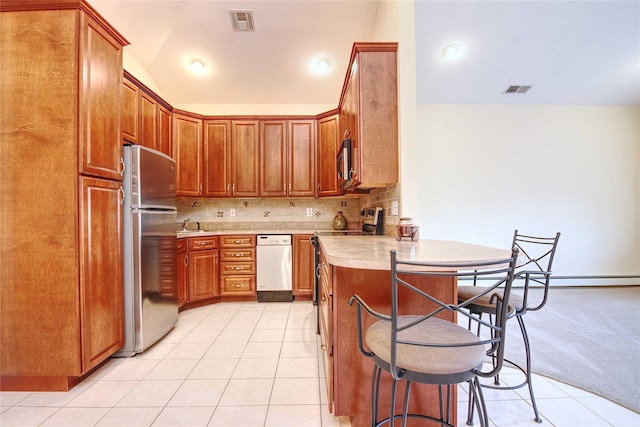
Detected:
left=90, top=0, right=640, bottom=108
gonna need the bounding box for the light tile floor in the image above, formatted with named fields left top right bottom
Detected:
left=1, top=301, right=638, bottom=426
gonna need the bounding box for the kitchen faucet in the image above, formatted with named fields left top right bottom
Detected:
left=182, top=218, right=191, bottom=231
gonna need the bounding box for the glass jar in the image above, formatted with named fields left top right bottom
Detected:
left=396, top=217, right=419, bottom=241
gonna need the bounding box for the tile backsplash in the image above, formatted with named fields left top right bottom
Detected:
left=177, top=197, right=362, bottom=231
left=177, top=184, right=401, bottom=235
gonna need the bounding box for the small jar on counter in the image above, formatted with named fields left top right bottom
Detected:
left=396, top=217, right=419, bottom=241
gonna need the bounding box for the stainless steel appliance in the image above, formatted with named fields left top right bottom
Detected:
left=257, top=234, right=293, bottom=302
left=115, top=145, right=178, bottom=357
left=337, top=137, right=353, bottom=189
left=361, top=206, right=384, bottom=235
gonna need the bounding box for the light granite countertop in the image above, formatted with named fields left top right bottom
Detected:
left=318, top=235, right=511, bottom=270
left=176, top=229, right=333, bottom=238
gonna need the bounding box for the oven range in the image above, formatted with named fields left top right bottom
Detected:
left=311, top=206, right=384, bottom=332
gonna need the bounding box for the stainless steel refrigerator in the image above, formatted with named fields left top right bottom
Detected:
left=115, top=145, right=178, bottom=357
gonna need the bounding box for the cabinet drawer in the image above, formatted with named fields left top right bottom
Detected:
left=188, top=236, right=219, bottom=251
left=220, top=235, right=256, bottom=248
left=220, top=261, right=256, bottom=275
left=177, top=238, right=187, bottom=254
left=220, top=248, right=256, bottom=262
left=221, top=275, right=255, bottom=295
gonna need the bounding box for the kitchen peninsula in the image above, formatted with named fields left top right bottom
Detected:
left=316, top=235, right=510, bottom=427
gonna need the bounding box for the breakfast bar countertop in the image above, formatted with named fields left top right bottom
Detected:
left=318, top=235, right=511, bottom=270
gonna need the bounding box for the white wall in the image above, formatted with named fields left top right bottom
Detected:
left=409, top=104, right=640, bottom=280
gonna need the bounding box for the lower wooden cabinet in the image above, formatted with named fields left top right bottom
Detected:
left=178, top=236, right=220, bottom=306
left=176, top=238, right=188, bottom=307
left=220, top=235, right=256, bottom=298
left=293, top=234, right=314, bottom=300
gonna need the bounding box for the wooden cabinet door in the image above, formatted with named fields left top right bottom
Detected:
left=139, top=91, right=157, bottom=150
left=317, top=114, right=340, bottom=197
left=157, top=104, right=172, bottom=157
left=80, top=176, right=124, bottom=373
left=203, top=120, right=232, bottom=197
left=293, top=234, right=314, bottom=299
left=231, top=120, right=260, bottom=197
left=173, top=113, right=203, bottom=196
left=121, top=77, right=139, bottom=144
left=80, top=17, right=123, bottom=181
left=176, top=239, right=188, bottom=308
left=260, top=120, right=287, bottom=197
left=288, top=120, right=316, bottom=197
left=188, top=250, right=219, bottom=301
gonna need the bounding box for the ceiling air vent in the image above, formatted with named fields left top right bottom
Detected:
left=504, top=85, right=532, bottom=94
left=229, top=10, right=255, bottom=32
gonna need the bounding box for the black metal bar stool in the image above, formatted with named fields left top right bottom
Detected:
left=458, top=230, right=561, bottom=423
left=350, top=248, right=519, bottom=427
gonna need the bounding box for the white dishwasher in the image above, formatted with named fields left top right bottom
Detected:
left=256, top=234, right=293, bottom=302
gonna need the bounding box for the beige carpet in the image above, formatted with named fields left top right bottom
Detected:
left=503, top=286, right=640, bottom=414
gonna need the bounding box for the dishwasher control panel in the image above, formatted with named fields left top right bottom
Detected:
left=257, top=235, right=291, bottom=246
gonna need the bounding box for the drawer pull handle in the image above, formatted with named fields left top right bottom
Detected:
left=233, top=284, right=242, bottom=288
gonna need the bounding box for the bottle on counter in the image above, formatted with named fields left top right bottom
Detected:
left=332, top=211, right=348, bottom=230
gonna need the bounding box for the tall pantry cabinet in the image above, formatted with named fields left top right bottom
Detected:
left=0, top=1, right=128, bottom=390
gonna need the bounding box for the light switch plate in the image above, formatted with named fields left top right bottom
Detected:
left=391, top=200, right=398, bottom=216
left=306, top=208, right=313, bottom=217
left=230, top=208, right=235, bottom=217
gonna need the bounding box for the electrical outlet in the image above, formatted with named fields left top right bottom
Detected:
left=306, top=208, right=312, bottom=217
left=230, top=208, right=235, bottom=217
left=391, top=200, right=399, bottom=216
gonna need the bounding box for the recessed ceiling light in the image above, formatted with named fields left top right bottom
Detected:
left=312, top=58, right=330, bottom=74
left=441, top=44, right=462, bottom=60
left=190, top=59, right=206, bottom=74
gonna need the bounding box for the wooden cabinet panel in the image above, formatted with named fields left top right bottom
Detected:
left=260, top=120, right=287, bottom=197
left=157, top=104, right=172, bottom=157
left=188, top=250, right=220, bottom=301
left=121, top=77, right=139, bottom=143
left=173, top=113, right=203, bottom=196
left=338, top=43, right=398, bottom=189
left=80, top=176, right=124, bottom=372
left=221, top=275, right=256, bottom=296
left=80, top=17, right=124, bottom=181
left=0, top=5, right=126, bottom=390
left=139, top=91, right=157, bottom=150
left=231, top=120, right=260, bottom=197
left=288, top=120, right=316, bottom=197
left=220, top=248, right=256, bottom=262
left=220, top=234, right=256, bottom=298
left=203, top=120, right=232, bottom=196
left=317, top=114, right=340, bottom=197
left=220, top=235, right=256, bottom=247
left=293, top=234, right=314, bottom=299
left=188, top=235, right=218, bottom=251
left=177, top=239, right=188, bottom=308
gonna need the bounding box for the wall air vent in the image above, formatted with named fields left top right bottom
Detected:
left=229, top=10, right=255, bottom=32
left=504, top=85, right=532, bottom=94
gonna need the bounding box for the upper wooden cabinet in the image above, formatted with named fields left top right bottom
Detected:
left=203, top=120, right=232, bottom=197
left=139, top=91, right=157, bottom=149
left=121, top=74, right=173, bottom=157
left=173, top=113, right=203, bottom=196
left=260, top=120, right=316, bottom=197
left=317, top=113, right=340, bottom=197
left=1, top=1, right=127, bottom=391
left=231, top=120, right=260, bottom=197
left=80, top=13, right=125, bottom=181
left=338, top=42, right=398, bottom=189
left=157, top=104, right=173, bottom=157
left=121, top=77, right=139, bottom=144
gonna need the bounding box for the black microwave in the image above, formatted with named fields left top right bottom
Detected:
left=337, top=138, right=353, bottom=189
